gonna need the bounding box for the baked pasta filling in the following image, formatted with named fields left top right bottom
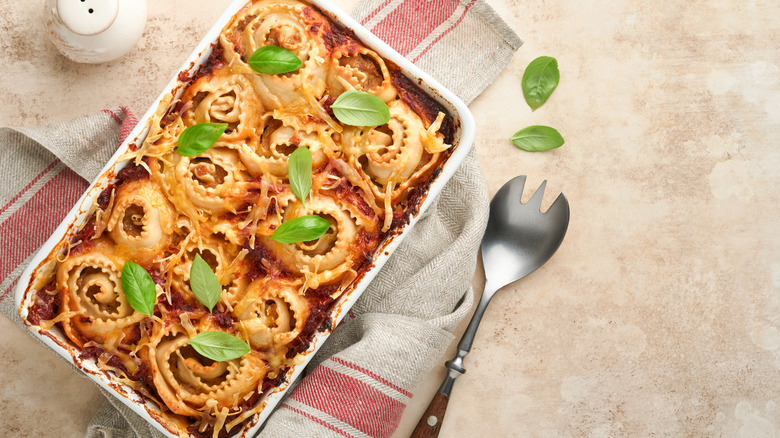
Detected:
left=24, top=1, right=455, bottom=437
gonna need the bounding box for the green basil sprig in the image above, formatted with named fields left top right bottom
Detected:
left=189, top=254, right=222, bottom=312
left=177, top=123, right=228, bottom=156
left=189, top=331, right=250, bottom=362
left=288, top=146, right=312, bottom=207
left=510, top=125, right=565, bottom=152
left=522, top=56, right=560, bottom=111
left=248, top=45, right=302, bottom=75
left=121, top=261, right=156, bottom=316
left=331, top=90, right=390, bottom=127
left=270, top=215, right=331, bottom=244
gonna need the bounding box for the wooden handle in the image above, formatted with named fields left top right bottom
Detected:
left=410, top=393, right=450, bottom=438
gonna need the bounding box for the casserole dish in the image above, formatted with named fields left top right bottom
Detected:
left=15, top=0, right=474, bottom=436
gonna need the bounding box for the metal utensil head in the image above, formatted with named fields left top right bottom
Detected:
left=480, top=175, right=570, bottom=289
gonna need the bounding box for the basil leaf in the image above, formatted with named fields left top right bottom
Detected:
left=270, top=215, right=331, bottom=244
left=189, top=331, right=250, bottom=362
left=248, top=45, right=302, bottom=75
left=121, top=261, right=156, bottom=316
left=177, top=123, right=228, bottom=156
left=522, top=56, right=560, bottom=111
left=288, top=146, right=312, bottom=207
left=331, top=90, right=390, bottom=127
left=510, top=125, right=565, bottom=151
left=190, top=254, right=222, bottom=312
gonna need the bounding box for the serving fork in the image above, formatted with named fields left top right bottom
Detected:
left=411, top=175, right=570, bottom=437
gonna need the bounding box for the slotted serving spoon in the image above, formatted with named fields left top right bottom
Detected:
left=411, top=175, right=570, bottom=438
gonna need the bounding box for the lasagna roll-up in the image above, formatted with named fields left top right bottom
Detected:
left=107, top=179, right=174, bottom=263
left=329, top=47, right=396, bottom=102
left=235, top=278, right=310, bottom=353
left=219, top=0, right=331, bottom=111
left=238, top=117, right=328, bottom=180
left=146, top=324, right=268, bottom=427
left=179, top=68, right=265, bottom=148
left=265, top=192, right=379, bottom=290
left=342, top=100, right=448, bottom=228
left=153, top=147, right=256, bottom=220
left=167, top=232, right=244, bottom=309
left=56, top=243, right=147, bottom=350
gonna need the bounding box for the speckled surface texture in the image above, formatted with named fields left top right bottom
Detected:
left=1, top=0, right=779, bottom=437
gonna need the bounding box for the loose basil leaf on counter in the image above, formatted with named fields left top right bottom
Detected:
left=248, top=45, right=302, bottom=75
left=270, top=215, right=331, bottom=244
left=121, top=261, right=156, bottom=316
left=288, top=146, right=312, bottom=207
left=331, top=90, right=390, bottom=126
left=522, top=56, right=560, bottom=111
left=510, top=125, right=565, bottom=151
left=176, top=122, right=228, bottom=156
left=190, top=254, right=222, bottom=312
left=189, top=331, right=250, bottom=362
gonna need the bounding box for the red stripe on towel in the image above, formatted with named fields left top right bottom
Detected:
left=361, top=0, right=396, bottom=25
left=369, top=0, right=459, bottom=55
left=0, top=167, right=87, bottom=282
left=101, top=109, right=123, bottom=125
left=0, top=160, right=59, bottom=217
left=118, top=106, right=138, bottom=144
left=0, top=278, right=19, bottom=303
left=291, top=365, right=405, bottom=438
left=281, top=405, right=357, bottom=438
left=331, top=357, right=413, bottom=398
left=412, top=0, right=477, bottom=63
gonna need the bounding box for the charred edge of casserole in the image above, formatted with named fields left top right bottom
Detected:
left=387, top=63, right=456, bottom=145
left=26, top=282, right=60, bottom=326
left=164, top=44, right=226, bottom=125
left=78, top=346, right=153, bottom=388
left=71, top=216, right=98, bottom=252
left=188, top=415, right=253, bottom=438
left=304, top=6, right=351, bottom=52
left=67, top=161, right=151, bottom=256
left=305, top=3, right=455, bottom=144
left=176, top=43, right=225, bottom=89
left=389, top=166, right=444, bottom=233
left=285, top=284, right=337, bottom=358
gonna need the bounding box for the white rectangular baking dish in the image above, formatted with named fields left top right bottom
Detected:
left=15, top=0, right=475, bottom=436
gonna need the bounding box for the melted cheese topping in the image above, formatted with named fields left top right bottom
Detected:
left=28, top=1, right=453, bottom=436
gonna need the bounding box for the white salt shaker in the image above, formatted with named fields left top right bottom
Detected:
left=43, top=0, right=147, bottom=63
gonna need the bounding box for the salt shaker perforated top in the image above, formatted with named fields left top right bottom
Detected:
left=44, top=0, right=147, bottom=63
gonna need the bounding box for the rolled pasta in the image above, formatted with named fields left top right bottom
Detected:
left=57, top=243, right=147, bottom=354
left=219, top=0, right=331, bottom=111
left=107, top=179, right=174, bottom=262
left=146, top=325, right=268, bottom=419
left=234, top=278, right=310, bottom=352
left=180, top=68, right=265, bottom=147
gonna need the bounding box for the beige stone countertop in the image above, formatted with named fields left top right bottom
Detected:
left=2, top=0, right=779, bottom=437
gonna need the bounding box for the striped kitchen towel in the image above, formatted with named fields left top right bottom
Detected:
left=0, top=108, right=137, bottom=320
left=0, top=1, right=520, bottom=438
left=355, top=0, right=521, bottom=104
